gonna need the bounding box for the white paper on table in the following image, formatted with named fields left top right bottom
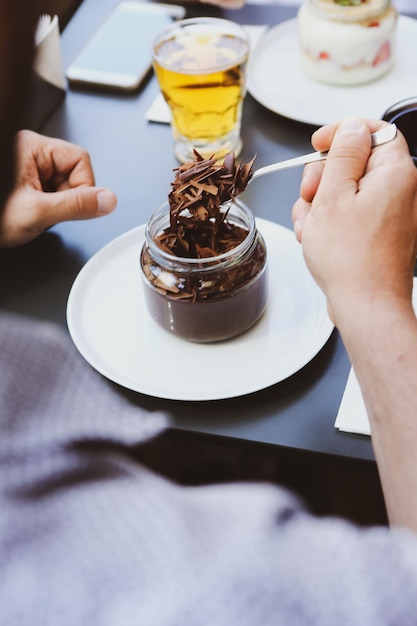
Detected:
left=335, top=278, right=417, bottom=436
left=34, top=14, right=65, bottom=89
left=335, top=368, right=371, bottom=436
left=145, top=93, right=171, bottom=124
left=145, top=24, right=268, bottom=124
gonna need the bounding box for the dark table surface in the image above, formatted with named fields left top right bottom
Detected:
left=3, top=0, right=413, bottom=466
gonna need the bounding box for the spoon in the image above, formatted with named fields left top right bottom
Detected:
left=250, top=123, right=397, bottom=183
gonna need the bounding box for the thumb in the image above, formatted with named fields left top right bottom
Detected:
left=318, top=117, right=372, bottom=197
left=38, top=186, right=117, bottom=226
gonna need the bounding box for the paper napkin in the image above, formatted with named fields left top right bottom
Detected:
left=335, top=278, right=417, bottom=436
left=334, top=368, right=371, bottom=435
left=145, top=24, right=268, bottom=124
left=34, top=15, right=65, bottom=90
left=24, top=15, right=66, bottom=130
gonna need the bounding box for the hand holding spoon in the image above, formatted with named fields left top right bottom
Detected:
left=249, top=123, right=397, bottom=183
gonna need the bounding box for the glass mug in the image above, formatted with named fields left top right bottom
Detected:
left=382, top=98, right=417, bottom=167
left=152, top=17, right=250, bottom=163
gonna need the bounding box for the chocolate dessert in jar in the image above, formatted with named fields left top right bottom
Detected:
left=297, top=0, right=397, bottom=86
left=140, top=153, right=268, bottom=343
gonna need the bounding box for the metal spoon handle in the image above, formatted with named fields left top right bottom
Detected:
left=250, top=123, right=397, bottom=182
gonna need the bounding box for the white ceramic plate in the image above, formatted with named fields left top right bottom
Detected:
left=247, top=16, right=417, bottom=126
left=66, top=219, right=333, bottom=401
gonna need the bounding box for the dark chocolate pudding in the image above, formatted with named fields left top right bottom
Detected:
left=140, top=152, right=268, bottom=342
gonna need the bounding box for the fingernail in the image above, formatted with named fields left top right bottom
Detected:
left=338, top=117, right=365, bottom=135
left=301, top=172, right=308, bottom=189
left=97, top=190, right=116, bottom=214
left=294, top=219, right=301, bottom=236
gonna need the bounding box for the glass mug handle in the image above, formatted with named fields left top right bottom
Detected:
left=382, top=97, right=417, bottom=167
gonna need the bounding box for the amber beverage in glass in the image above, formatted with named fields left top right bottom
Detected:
left=152, top=17, right=249, bottom=163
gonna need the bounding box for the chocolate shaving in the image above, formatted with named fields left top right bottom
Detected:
left=142, top=150, right=266, bottom=303
left=156, top=150, right=256, bottom=258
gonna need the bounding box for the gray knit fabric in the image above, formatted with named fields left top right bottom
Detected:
left=1, top=312, right=417, bottom=625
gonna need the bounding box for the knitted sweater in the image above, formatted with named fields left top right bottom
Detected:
left=1, top=312, right=417, bottom=625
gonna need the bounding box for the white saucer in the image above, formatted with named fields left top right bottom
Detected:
left=66, top=219, right=333, bottom=401
left=247, top=16, right=417, bottom=126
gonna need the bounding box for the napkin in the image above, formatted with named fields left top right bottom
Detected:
left=334, top=368, right=371, bottom=435
left=145, top=24, right=268, bottom=124
left=24, top=15, right=66, bottom=131
left=335, top=278, right=417, bottom=436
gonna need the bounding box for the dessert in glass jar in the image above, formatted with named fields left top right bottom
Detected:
left=297, top=0, right=397, bottom=86
left=140, top=153, right=268, bottom=343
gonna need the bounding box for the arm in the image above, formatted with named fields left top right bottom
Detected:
left=0, top=130, right=117, bottom=247
left=292, top=117, right=417, bottom=530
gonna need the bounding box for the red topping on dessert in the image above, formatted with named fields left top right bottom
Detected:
left=372, top=40, right=390, bottom=66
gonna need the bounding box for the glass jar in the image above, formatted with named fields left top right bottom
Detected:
left=140, top=199, right=268, bottom=343
left=382, top=98, right=417, bottom=167
left=297, top=0, right=397, bottom=86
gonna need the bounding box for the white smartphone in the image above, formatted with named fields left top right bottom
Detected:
left=66, top=2, right=185, bottom=92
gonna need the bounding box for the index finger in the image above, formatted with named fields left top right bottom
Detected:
left=315, top=117, right=373, bottom=200
left=311, top=118, right=387, bottom=153
left=46, top=137, right=96, bottom=189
